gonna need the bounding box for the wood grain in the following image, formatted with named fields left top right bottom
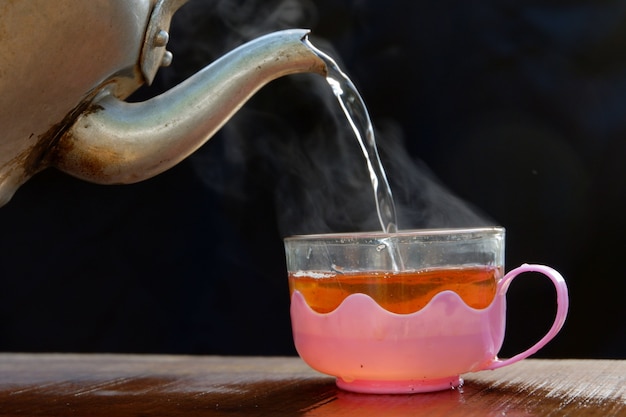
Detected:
left=0, top=354, right=623, bottom=416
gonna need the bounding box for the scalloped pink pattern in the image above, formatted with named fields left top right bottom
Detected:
left=290, top=264, right=569, bottom=393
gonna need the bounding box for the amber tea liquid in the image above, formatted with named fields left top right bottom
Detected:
left=289, top=266, right=501, bottom=314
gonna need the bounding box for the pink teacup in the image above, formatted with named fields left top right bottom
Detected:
left=284, top=227, right=569, bottom=394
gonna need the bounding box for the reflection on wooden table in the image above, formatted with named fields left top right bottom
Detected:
left=0, top=354, right=623, bottom=416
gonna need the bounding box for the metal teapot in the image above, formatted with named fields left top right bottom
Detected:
left=0, top=0, right=327, bottom=206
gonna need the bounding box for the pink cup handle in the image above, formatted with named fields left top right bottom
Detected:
left=485, top=264, right=569, bottom=370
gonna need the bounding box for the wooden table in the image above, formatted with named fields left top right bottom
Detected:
left=0, top=354, right=623, bottom=416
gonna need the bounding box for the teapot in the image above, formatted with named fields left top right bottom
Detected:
left=0, top=0, right=327, bottom=206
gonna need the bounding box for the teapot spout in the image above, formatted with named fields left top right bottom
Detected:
left=52, top=29, right=327, bottom=184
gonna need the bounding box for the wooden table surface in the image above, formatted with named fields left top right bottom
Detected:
left=0, top=354, right=623, bottom=416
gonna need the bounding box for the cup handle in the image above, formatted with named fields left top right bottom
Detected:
left=485, top=263, right=569, bottom=370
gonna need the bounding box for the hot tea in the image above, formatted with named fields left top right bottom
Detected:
left=285, top=229, right=568, bottom=393
left=288, top=266, right=502, bottom=314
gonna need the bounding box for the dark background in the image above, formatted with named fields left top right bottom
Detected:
left=1, top=0, right=624, bottom=358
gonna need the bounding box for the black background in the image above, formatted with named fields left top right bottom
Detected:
left=1, top=0, right=624, bottom=358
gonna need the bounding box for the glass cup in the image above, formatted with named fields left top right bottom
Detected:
left=284, top=227, right=569, bottom=394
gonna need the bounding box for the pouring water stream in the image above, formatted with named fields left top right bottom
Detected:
left=304, top=39, right=398, bottom=234
left=304, top=39, right=404, bottom=270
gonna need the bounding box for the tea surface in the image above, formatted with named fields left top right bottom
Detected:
left=289, top=266, right=501, bottom=314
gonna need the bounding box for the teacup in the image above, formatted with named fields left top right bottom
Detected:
left=284, top=227, right=569, bottom=394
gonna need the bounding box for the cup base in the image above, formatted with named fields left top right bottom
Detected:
left=336, top=375, right=463, bottom=394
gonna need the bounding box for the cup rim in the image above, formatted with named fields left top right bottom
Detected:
left=284, top=226, right=505, bottom=241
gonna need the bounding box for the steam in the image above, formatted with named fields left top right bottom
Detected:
left=154, top=0, right=491, bottom=237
